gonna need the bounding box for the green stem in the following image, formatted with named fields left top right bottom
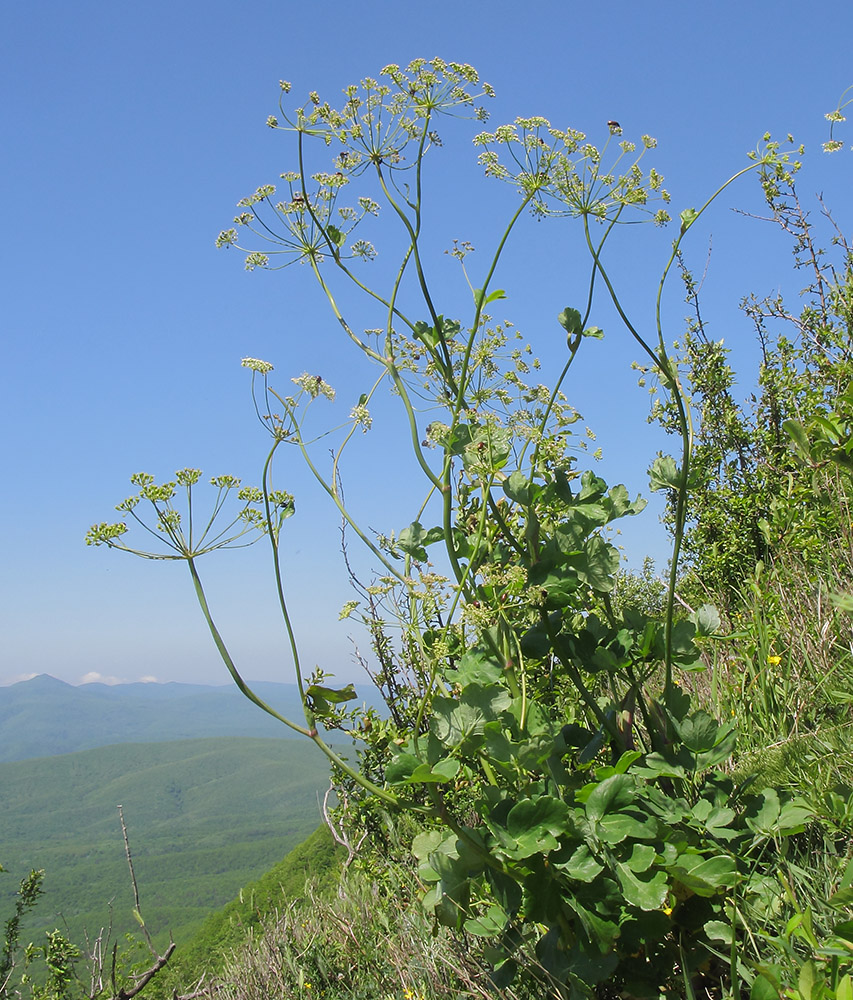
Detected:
left=262, top=440, right=308, bottom=716
left=544, top=611, right=619, bottom=742
left=649, top=162, right=760, bottom=688
left=582, top=210, right=686, bottom=690
left=286, top=413, right=408, bottom=581
left=524, top=224, right=608, bottom=476
left=187, top=555, right=400, bottom=806
left=187, top=556, right=312, bottom=737
left=455, top=192, right=535, bottom=400
left=307, top=251, right=443, bottom=494
left=374, top=132, right=454, bottom=379
left=308, top=259, right=385, bottom=364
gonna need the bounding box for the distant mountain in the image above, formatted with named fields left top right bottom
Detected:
left=0, top=674, right=355, bottom=761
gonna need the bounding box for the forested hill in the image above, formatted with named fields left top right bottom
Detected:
left=0, top=738, right=333, bottom=947
left=0, top=674, right=338, bottom=761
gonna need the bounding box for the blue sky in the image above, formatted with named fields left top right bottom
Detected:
left=1, top=1, right=850, bottom=688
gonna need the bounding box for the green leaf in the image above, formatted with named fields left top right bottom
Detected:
left=574, top=535, right=620, bottom=593
left=406, top=758, right=460, bottom=784
left=464, top=682, right=513, bottom=717
left=745, top=788, right=781, bottom=836
left=673, top=711, right=722, bottom=753
left=474, top=288, right=507, bottom=308
left=828, top=888, right=853, bottom=910
left=558, top=307, right=583, bottom=336
left=412, top=829, right=446, bottom=864
left=670, top=619, right=701, bottom=667
left=448, top=649, right=504, bottom=686
left=691, top=800, right=736, bottom=835
left=798, top=959, right=818, bottom=1000
left=577, top=725, right=607, bottom=765
left=432, top=698, right=486, bottom=749
left=462, top=426, right=511, bottom=474
left=483, top=724, right=515, bottom=765
left=833, top=920, right=853, bottom=944
left=385, top=753, right=419, bottom=785
left=704, top=920, right=734, bottom=944
left=554, top=844, right=604, bottom=882
left=520, top=626, right=551, bottom=659
left=634, top=752, right=686, bottom=780
left=585, top=774, right=635, bottom=822
left=649, top=455, right=681, bottom=492
left=784, top=418, right=812, bottom=460
left=695, top=604, right=722, bottom=636
left=664, top=685, right=692, bottom=722
left=503, top=470, right=535, bottom=505
left=428, top=851, right=471, bottom=930
left=836, top=975, right=853, bottom=1000
left=605, top=483, right=646, bottom=520
left=595, top=750, right=643, bottom=778
left=397, top=520, right=443, bottom=561
left=579, top=469, right=608, bottom=499
left=776, top=798, right=814, bottom=835
left=621, top=843, right=656, bottom=873
left=553, top=521, right=589, bottom=554
left=506, top=795, right=570, bottom=858
left=325, top=224, right=345, bottom=247
left=413, top=320, right=439, bottom=349
left=599, top=810, right=658, bottom=844
left=616, top=864, right=669, bottom=910
left=464, top=904, right=507, bottom=938
left=672, top=854, right=738, bottom=893
left=583, top=326, right=604, bottom=339
left=306, top=682, right=357, bottom=716
left=431, top=684, right=511, bottom=750
left=679, top=207, right=699, bottom=233
left=751, top=973, right=782, bottom=1000
left=527, top=562, right=580, bottom=608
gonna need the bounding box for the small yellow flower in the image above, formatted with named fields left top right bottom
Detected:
left=767, top=655, right=782, bottom=666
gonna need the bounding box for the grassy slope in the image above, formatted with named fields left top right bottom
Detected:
left=0, top=738, right=335, bottom=947
left=152, top=823, right=345, bottom=995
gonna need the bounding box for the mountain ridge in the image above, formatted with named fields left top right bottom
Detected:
left=0, top=674, right=356, bottom=761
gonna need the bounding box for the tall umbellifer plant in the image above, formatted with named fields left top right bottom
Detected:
left=88, top=60, right=814, bottom=997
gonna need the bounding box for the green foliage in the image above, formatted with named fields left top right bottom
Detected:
left=1, top=865, right=154, bottom=1000
left=403, top=692, right=821, bottom=997
left=2, top=866, right=45, bottom=996
left=636, top=169, right=853, bottom=792
left=649, top=183, right=853, bottom=610
left=88, top=57, right=852, bottom=998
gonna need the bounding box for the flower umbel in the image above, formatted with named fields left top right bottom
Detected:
left=292, top=372, right=336, bottom=400
left=242, top=357, right=275, bottom=374
left=86, top=471, right=269, bottom=559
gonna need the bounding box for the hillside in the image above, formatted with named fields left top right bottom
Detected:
left=0, top=738, right=336, bottom=947
left=149, top=823, right=346, bottom=996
